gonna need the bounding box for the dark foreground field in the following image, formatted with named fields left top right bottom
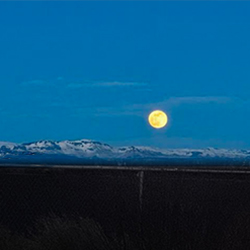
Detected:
left=0, top=165, right=250, bottom=250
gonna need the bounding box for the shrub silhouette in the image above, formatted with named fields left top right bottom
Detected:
left=0, top=225, right=33, bottom=250
left=27, top=215, right=138, bottom=250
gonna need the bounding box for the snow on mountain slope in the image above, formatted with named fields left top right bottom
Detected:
left=58, top=139, right=114, bottom=157
left=0, top=139, right=250, bottom=160
left=0, top=141, right=17, bottom=149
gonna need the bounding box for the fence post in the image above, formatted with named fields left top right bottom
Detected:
left=139, top=170, right=144, bottom=211
left=138, top=170, right=146, bottom=249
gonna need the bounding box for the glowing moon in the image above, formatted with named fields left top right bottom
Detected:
left=148, top=110, right=168, bottom=129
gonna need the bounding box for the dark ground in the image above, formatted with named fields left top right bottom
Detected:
left=0, top=165, right=250, bottom=250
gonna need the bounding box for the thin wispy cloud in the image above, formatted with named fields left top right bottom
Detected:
left=20, top=78, right=148, bottom=89
left=20, top=80, right=50, bottom=86
left=93, top=81, right=147, bottom=87
left=67, top=81, right=148, bottom=89
left=18, top=78, right=234, bottom=118
left=165, top=96, right=231, bottom=105
left=20, top=77, right=67, bottom=88
left=134, top=95, right=232, bottom=111
left=78, top=96, right=234, bottom=117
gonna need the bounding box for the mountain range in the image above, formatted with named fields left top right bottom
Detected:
left=0, top=139, right=249, bottom=166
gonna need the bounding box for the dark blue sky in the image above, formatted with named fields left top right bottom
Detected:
left=0, top=1, right=250, bottom=149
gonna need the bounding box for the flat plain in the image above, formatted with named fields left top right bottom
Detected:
left=0, top=165, right=249, bottom=250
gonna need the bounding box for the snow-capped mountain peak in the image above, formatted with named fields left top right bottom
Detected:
left=0, top=139, right=250, bottom=165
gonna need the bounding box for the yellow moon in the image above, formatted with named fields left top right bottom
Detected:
left=148, top=110, right=168, bottom=129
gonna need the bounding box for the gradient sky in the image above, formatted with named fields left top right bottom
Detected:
left=0, top=1, right=250, bottom=149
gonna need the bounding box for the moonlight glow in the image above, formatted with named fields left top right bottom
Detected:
left=148, top=110, right=168, bottom=129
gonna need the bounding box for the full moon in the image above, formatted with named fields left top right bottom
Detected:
left=148, top=110, right=168, bottom=129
